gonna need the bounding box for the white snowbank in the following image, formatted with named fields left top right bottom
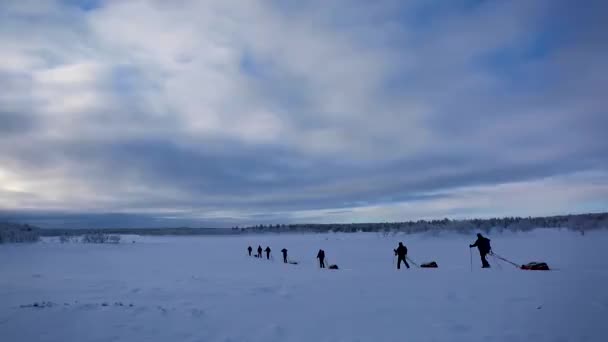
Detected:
left=1, top=229, right=607, bottom=342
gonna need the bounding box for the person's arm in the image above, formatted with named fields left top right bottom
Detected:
left=470, top=240, right=478, bottom=248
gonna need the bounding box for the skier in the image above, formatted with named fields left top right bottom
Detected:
left=394, top=242, right=410, bottom=269
left=281, top=248, right=288, bottom=263
left=264, top=246, right=272, bottom=260
left=317, top=249, right=326, bottom=268
left=470, top=233, right=492, bottom=268
left=257, top=245, right=263, bottom=258
left=247, top=246, right=252, bottom=256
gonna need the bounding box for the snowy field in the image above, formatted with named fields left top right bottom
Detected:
left=1, top=229, right=607, bottom=342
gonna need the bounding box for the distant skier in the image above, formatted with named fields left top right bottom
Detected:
left=257, top=245, right=263, bottom=258
left=394, top=242, right=410, bottom=269
left=470, top=233, right=492, bottom=268
left=317, top=249, right=326, bottom=268
left=264, top=246, right=272, bottom=260
left=247, top=246, right=252, bottom=256
left=281, top=248, right=288, bottom=263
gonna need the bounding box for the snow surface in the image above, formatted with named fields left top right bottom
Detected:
left=1, top=229, right=607, bottom=342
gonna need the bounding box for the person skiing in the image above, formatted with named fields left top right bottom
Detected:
left=470, top=233, right=492, bottom=268
left=394, top=242, right=410, bottom=269
left=281, top=248, right=288, bottom=263
left=264, top=246, right=271, bottom=260
left=257, top=245, right=263, bottom=258
left=317, top=249, right=326, bottom=268
left=247, top=246, right=252, bottom=256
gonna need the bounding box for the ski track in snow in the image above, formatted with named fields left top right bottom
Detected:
left=1, top=229, right=607, bottom=342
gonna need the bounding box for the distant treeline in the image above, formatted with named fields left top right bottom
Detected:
left=19, top=212, right=608, bottom=237
left=238, top=212, right=608, bottom=234
left=38, top=227, right=241, bottom=237
left=0, top=222, right=41, bottom=243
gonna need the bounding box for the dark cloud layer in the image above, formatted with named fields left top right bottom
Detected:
left=1, top=0, right=607, bottom=227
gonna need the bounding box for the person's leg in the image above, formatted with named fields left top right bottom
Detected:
left=481, top=253, right=490, bottom=267
left=404, top=258, right=410, bottom=269
left=397, top=257, right=402, bottom=269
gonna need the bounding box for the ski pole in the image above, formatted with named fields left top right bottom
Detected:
left=469, top=248, right=472, bottom=272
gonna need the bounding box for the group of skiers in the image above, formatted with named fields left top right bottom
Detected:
left=247, top=233, right=495, bottom=270
left=248, top=245, right=279, bottom=260
left=247, top=245, right=328, bottom=267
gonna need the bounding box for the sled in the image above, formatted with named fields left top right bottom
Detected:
left=420, top=261, right=438, bottom=268
left=328, top=264, right=339, bottom=270
left=288, top=261, right=299, bottom=265
left=520, top=262, right=550, bottom=271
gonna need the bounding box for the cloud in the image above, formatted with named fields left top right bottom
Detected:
left=0, top=0, right=607, bottom=227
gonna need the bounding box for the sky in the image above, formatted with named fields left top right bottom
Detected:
left=1, top=0, right=607, bottom=228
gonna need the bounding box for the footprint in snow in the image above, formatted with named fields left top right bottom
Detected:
left=267, top=324, right=285, bottom=338
left=190, top=308, right=205, bottom=318
left=448, top=323, right=472, bottom=333
left=251, top=286, right=279, bottom=295
left=20, top=301, right=55, bottom=309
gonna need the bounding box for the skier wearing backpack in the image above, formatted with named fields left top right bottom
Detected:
left=247, top=246, right=252, bottom=256
left=264, top=246, right=272, bottom=260
left=394, top=242, right=410, bottom=269
left=257, top=245, right=263, bottom=258
left=281, top=248, right=288, bottom=263
left=470, top=233, right=492, bottom=268
left=317, top=249, right=326, bottom=268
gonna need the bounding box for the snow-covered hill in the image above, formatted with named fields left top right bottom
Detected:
left=1, top=229, right=606, bottom=341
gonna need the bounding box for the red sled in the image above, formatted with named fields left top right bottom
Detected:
left=520, top=262, right=550, bottom=271
left=420, top=261, right=438, bottom=268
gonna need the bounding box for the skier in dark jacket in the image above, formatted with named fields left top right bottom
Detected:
left=247, top=246, right=252, bottom=256
left=317, top=249, right=326, bottom=268
left=281, top=248, right=288, bottom=263
left=394, top=242, right=410, bottom=269
left=470, top=233, right=492, bottom=268
left=257, top=245, right=263, bottom=258
left=264, top=246, right=271, bottom=260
